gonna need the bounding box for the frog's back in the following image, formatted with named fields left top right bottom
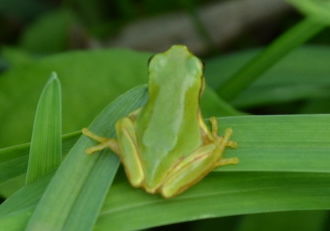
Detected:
left=136, top=45, right=204, bottom=187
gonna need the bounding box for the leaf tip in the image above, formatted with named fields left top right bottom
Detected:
left=50, top=71, right=59, bottom=81
left=44, top=72, right=61, bottom=89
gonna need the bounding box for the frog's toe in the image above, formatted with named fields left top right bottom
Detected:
left=82, top=128, right=108, bottom=143
left=226, top=140, right=238, bottom=148
left=215, top=157, right=239, bottom=167
left=85, top=143, right=108, bottom=154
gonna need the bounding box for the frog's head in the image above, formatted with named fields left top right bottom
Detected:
left=148, top=45, right=204, bottom=95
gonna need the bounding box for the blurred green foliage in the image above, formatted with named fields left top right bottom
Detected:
left=1, top=0, right=330, bottom=230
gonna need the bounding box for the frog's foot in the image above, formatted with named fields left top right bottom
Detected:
left=159, top=127, right=238, bottom=198
left=159, top=143, right=216, bottom=198
left=209, top=117, right=237, bottom=148
left=82, top=128, right=119, bottom=154
left=214, top=128, right=239, bottom=166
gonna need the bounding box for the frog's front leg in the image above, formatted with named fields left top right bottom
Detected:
left=159, top=128, right=237, bottom=198
left=82, top=128, right=120, bottom=154
left=82, top=116, right=144, bottom=188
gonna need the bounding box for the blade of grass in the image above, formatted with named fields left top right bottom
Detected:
left=214, top=114, right=330, bottom=173
left=206, top=46, right=330, bottom=108
left=288, top=0, right=330, bottom=24
left=217, top=18, right=325, bottom=101
left=232, top=85, right=330, bottom=109
left=95, top=172, right=330, bottom=231
left=25, top=86, right=147, bottom=231
left=26, top=73, right=62, bottom=184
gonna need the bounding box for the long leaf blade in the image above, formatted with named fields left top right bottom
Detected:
left=25, top=73, right=62, bottom=184
left=206, top=46, right=330, bottom=108
left=95, top=172, right=330, bottom=231
left=288, top=0, right=330, bottom=24
left=214, top=114, right=330, bottom=173
left=217, top=18, right=324, bottom=100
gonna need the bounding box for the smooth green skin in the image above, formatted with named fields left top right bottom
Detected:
left=84, top=45, right=237, bottom=198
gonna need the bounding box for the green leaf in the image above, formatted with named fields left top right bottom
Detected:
left=214, top=114, right=330, bottom=173
left=216, top=19, right=324, bottom=101
left=26, top=73, right=62, bottom=184
left=206, top=46, right=330, bottom=108
left=25, top=86, right=147, bottom=231
left=95, top=172, right=330, bottom=231
left=288, top=0, right=330, bottom=25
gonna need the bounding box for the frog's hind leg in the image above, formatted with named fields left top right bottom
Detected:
left=160, top=128, right=237, bottom=198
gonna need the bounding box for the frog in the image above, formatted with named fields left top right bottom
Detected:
left=82, top=45, right=238, bottom=198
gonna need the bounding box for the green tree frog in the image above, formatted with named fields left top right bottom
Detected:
left=83, top=45, right=238, bottom=198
